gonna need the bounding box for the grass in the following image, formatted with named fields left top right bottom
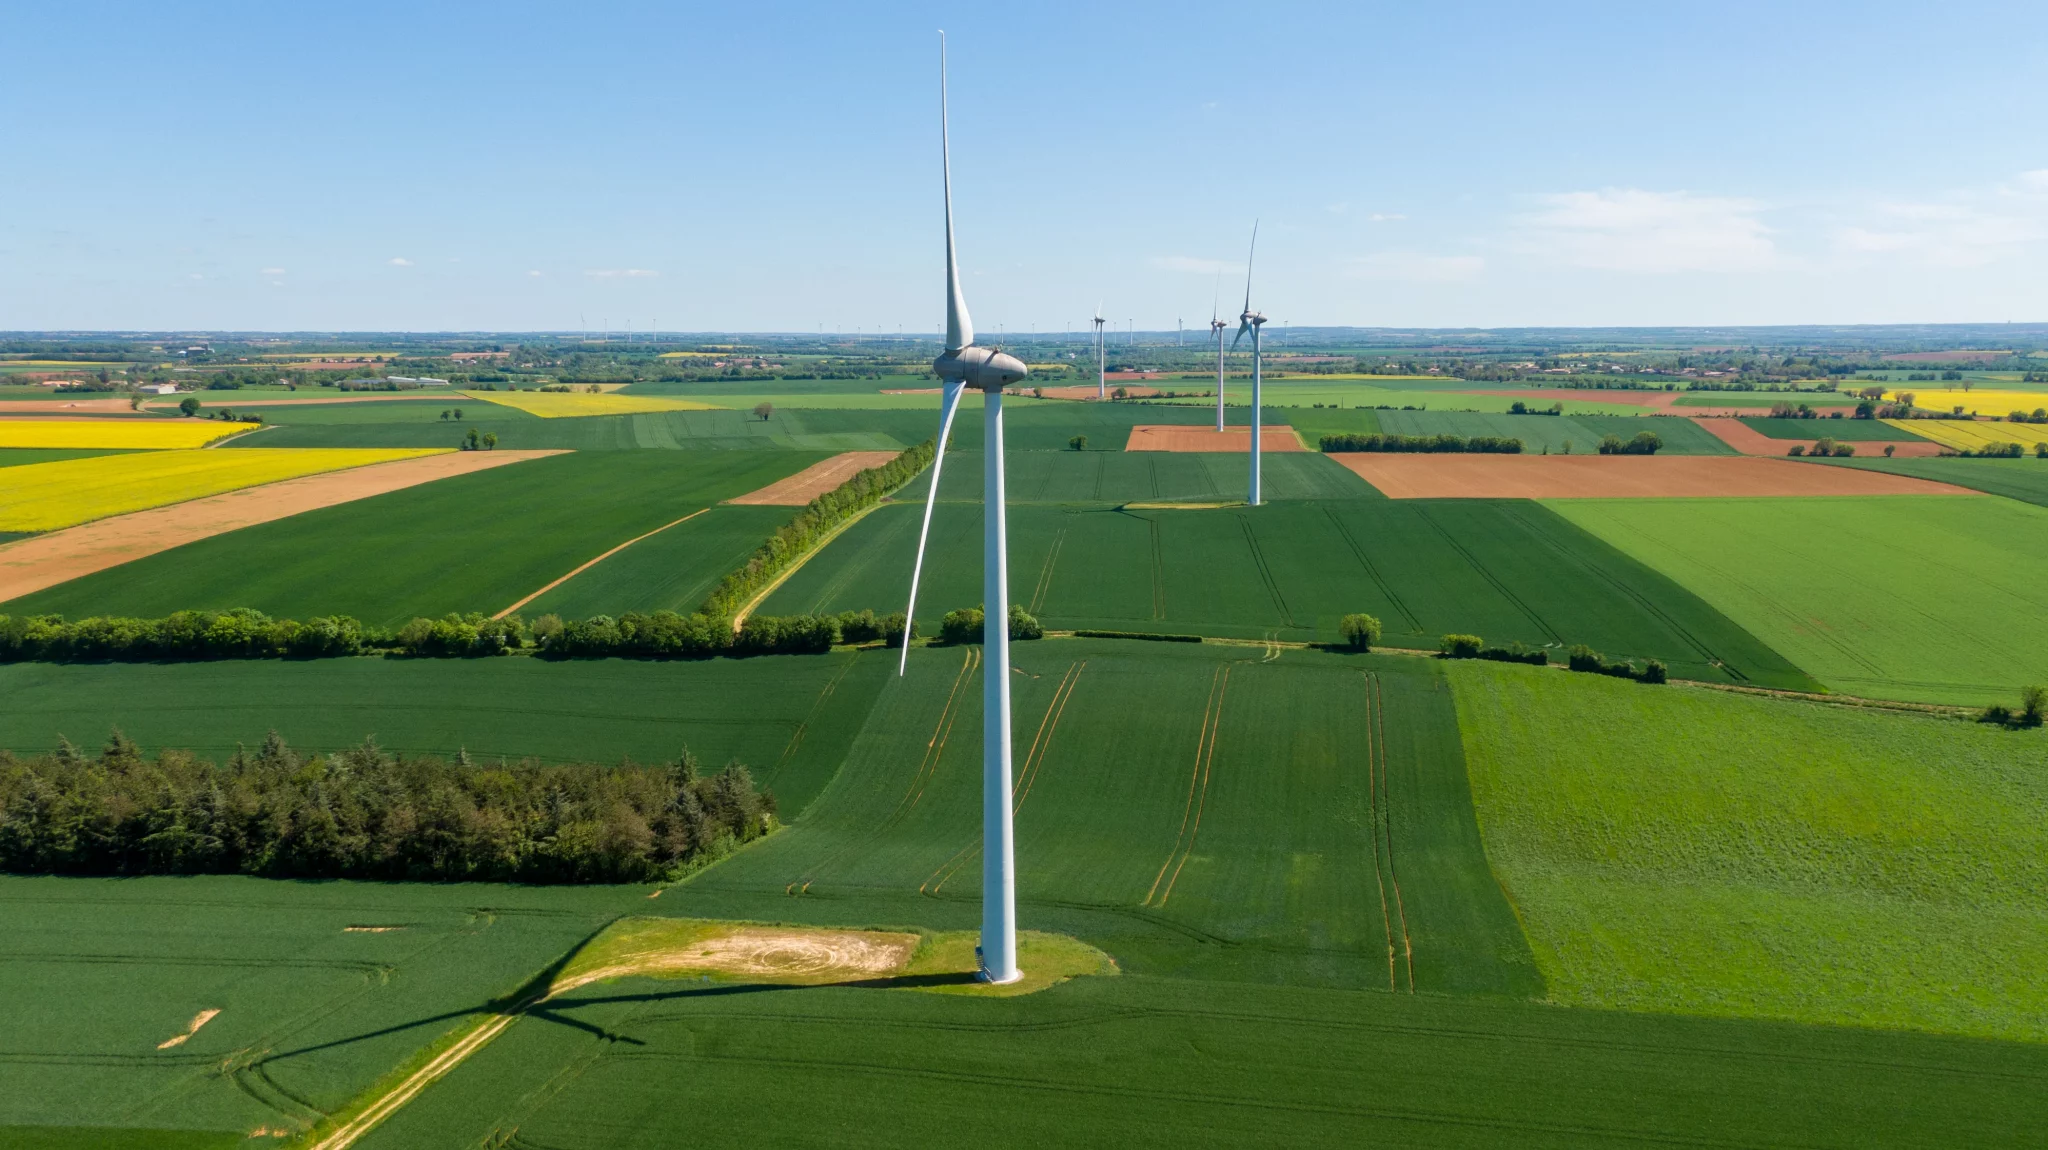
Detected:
left=0, top=874, right=644, bottom=1143
left=5, top=451, right=820, bottom=625
left=0, top=446, right=134, bottom=468
left=1375, top=410, right=1736, bottom=454
left=679, top=640, right=1541, bottom=994
left=522, top=505, right=798, bottom=618
left=1738, top=416, right=1928, bottom=441
left=1549, top=494, right=2048, bottom=705
left=766, top=497, right=1817, bottom=688
left=893, top=448, right=1373, bottom=504
left=0, top=449, right=445, bottom=531
left=1450, top=659, right=2048, bottom=1043
left=462, top=390, right=723, bottom=418
left=1147, top=384, right=1655, bottom=414
left=1885, top=417, right=2048, bottom=452
left=0, top=650, right=887, bottom=810
left=0, top=420, right=249, bottom=449
left=1813, top=455, right=2048, bottom=507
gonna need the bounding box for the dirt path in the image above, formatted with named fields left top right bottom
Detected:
left=1690, top=416, right=1946, bottom=457
left=493, top=508, right=710, bottom=619
left=1125, top=425, right=1306, bottom=452
left=0, top=450, right=563, bottom=604
left=725, top=450, right=901, bottom=505
left=1327, top=453, right=1977, bottom=499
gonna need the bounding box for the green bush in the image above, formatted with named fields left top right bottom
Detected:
left=1440, top=634, right=1483, bottom=659
left=394, top=613, right=525, bottom=657
left=1009, top=604, right=1044, bottom=640
left=940, top=607, right=984, bottom=644
left=0, top=610, right=367, bottom=662
left=1338, top=613, right=1382, bottom=651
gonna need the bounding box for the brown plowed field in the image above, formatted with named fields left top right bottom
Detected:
left=0, top=398, right=139, bottom=414
left=0, top=450, right=564, bottom=604
left=1691, top=416, right=1947, bottom=457
left=725, top=450, right=900, bottom=505
left=140, top=393, right=448, bottom=410
left=1126, top=425, right=1305, bottom=452
left=1327, top=453, right=1976, bottom=499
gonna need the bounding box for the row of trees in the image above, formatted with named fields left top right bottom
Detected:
left=0, top=732, right=770, bottom=883
left=1596, top=432, right=1662, bottom=455
left=1320, top=433, right=1524, bottom=454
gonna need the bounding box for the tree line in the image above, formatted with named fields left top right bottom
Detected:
left=0, top=732, right=772, bottom=884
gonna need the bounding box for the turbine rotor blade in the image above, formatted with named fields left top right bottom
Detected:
left=900, top=380, right=967, bottom=675
left=940, top=32, right=973, bottom=351
left=1242, top=220, right=1259, bottom=313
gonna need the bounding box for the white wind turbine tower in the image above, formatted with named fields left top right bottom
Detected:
left=897, top=31, right=1030, bottom=985
left=1210, top=289, right=1228, bottom=432
left=1233, top=222, right=1267, bottom=505
left=1092, top=306, right=1107, bottom=399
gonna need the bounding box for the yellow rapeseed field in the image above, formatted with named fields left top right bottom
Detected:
left=0, top=418, right=254, bottom=449
left=1889, top=388, right=2048, bottom=418
left=0, top=448, right=446, bottom=531
left=464, top=390, right=723, bottom=418
left=1883, top=419, right=2048, bottom=453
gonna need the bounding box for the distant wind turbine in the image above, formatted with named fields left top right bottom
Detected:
left=1210, top=282, right=1227, bottom=432
left=1092, top=306, right=1107, bottom=399
left=1232, top=222, right=1267, bottom=505
left=896, top=30, right=1030, bottom=985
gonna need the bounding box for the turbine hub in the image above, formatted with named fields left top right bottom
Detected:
left=934, top=345, right=1029, bottom=392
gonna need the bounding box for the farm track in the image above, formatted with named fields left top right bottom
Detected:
left=492, top=508, right=709, bottom=619
left=1237, top=516, right=1295, bottom=628
left=1368, top=672, right=1415, bottom=992
left=1028, top=523, right=1067, bottom=614
left=1323, top=505, right=1422, bottom=633
left=1415, top=505, right=1563, bottom=644
left=1146, top=663, right=1231, bottom=908
left=923, top=660, right=1086, bottom=896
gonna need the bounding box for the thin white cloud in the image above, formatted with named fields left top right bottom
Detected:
left=1516, top=189, right=1777, bottom=273
left=583, top=268, right=659, bottom=278
left=1150, top=256, right=1243, bottom=275
left=1347, top=252, right=1484, bottom=282
left=1368, top=212, right=1406, bottom=222
left=527, top=270, right=544, bottom=277
left=260, top=267, right=286, bottom=276
left=388, top=257, right=413, bottom=267
left=1832, top=173, right=2048, bottom=268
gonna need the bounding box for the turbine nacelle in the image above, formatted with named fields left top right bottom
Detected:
left=934, top=345, right=1029, bottom=392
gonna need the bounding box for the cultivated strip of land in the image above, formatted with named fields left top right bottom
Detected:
left=725, top=450, right=902, bottom=505
left=1125, top=424, right=1306, bottom=452
left=0, top=450, right=563, bottom=603
left=1330, top=453, right=1978, bottom=498
left=493, top=507, right=710, bottom=619
left=1691, top=416, right=1945, bottom=457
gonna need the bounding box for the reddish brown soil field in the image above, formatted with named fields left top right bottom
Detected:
left=140, top=393, right=448, bottom=410
left=0, top=398, right=139, bottom=414
left=1691, top=417, right=1946, bottom=458
left=1326, top=453, right=1975, bottom=499
left=1125, top=425, right=1306, bottom=452
left=725, top=451, right=901, bottom=505
left=0, top=451, right=563, bottom=604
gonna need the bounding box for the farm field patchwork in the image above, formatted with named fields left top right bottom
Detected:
left=1886, top=417, right=2048, bottom=452
left=1550, top=494, right=2048, bottom=704
left=1737, top=416, right=1931, bottom=440
left=520, top=505, right=797, bottom=619
left=0, top=448, right=447, bottom=531
left=1451, top=660, right=2048, bottom=1042
left=0, top=650, right=886, bottom=805
left=0, top=875, right=645, bottom=1145
left=0, top=448, right=134, bottom=468
left=1813, top=456, right=2048, bottom=507
left=0, top=419, right=251, bottom=449
left=1375, top=410, right=1736, bottom=454
left=895, top=447, right=1372, bottom=504
left=762, top=498, right=1818, bottom=688
left=1328, top=453, right=1973, bottom=499
left=5, top=450, right=820, bottom=625
left=463, top=390, right=723, bottom=417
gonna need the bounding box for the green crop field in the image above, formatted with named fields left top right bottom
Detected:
left=5, top=450, right=819, bottom=625
left=765, top=498, right=1818, bottom=688
left=1673, top=391, right=1860, bottom=407
left=0, top=874, right=643, bottom=1146
left=1451, top=660, right=2048, bottom=1042
left=1815, top=455, right=2048, bottom=507
left=1151, top=383, right=1655, bottom=415
left=1551, top=494, right=2048, bottom=704
left=1738, top=416, right=1928, bottom=440
left=1375, top=410, right=1735, bottom=454
left=0, top=651, right=885, bottom=810
left=521, top=504, right=797, bottom=618
left=893, top=447, right=1373, bottom=504
left=0, top=448, right=136, bottom=468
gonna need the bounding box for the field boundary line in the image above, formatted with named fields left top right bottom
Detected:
left=731, top=499, right=889, bottom=630
left=492, top=508, right=710, bottom=619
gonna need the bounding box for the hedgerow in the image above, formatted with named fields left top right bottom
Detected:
left=1320, top=433, right=1523, bottom=454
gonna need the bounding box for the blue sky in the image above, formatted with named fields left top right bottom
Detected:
left=6, top=0, right=2047, bottom=332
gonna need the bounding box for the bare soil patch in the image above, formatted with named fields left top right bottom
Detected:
left=557, top=926, right=918, bottom=994
left=0, top=450, right=563, bottom=604
left=1327, top=453, right=1977, bottom=499
left=724, top=450, right=900, bottom=505
left=156, top=1008, right=220, bottom=1049
left=140, top=393, right=446, bottom=410
left=1126, top=424, right=1305, bottom=452
left=0, top=398, right=140, bottom=414
left=1691, top=417, right=1946, bottom=458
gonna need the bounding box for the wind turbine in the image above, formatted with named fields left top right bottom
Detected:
left=1210, top=286, right=1228, bottom=432
left=897, top=31, right=1030, bottom=985
left=1232, top=222, right=1267, bottom=505
left=1092, top=306, right=1106, bottom=399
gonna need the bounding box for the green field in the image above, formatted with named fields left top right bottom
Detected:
left=0, top=448, right=136, bottom=468
left=1816, top=455, right=2048, bottom=506
left=765, top=497, right=1819, bottom=688
left=4, top=451, right=818, bottom=625
left=1375, top=410, right=1735, bottom=454
left=0, top=875, right=644, bottom=1145
left=1673, top=391, right=1860, bottom=407
left=521, top=504, right=797, bottom=618
left=1738, top=416, right=1928, bottom=440
left=894, top=448, right=1373, bottom=503
left=1451, top=660, right=2048, bottom=1042
left=0, top=651, right=885, bottom=810
left=1550, top=494, right=2048, bottom=704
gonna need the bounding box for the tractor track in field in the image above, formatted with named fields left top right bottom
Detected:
left=1237, top=515, right=1296, bottom=629
left=1146, top=663, right=1231, bottom=908
left=1029, top=523, right=1068, bottom=614
left=1368, top=671, right=1415, bottom=992
left=788, top=646, right=978, bottom=897
left=1414, top=505, right=1564, bottom=645
left=766, top=654, right=861, bottom=790
left=1149, top=517, right=1167, bottom=620
left=923, top=660, right=1086, bottom=896
left=1324, top=506, right=1423, bottom=633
